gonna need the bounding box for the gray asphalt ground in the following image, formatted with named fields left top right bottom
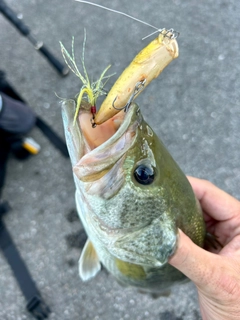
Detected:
left=0, top=0, right=240, bottom=319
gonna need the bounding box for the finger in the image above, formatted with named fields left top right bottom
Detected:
left=220, top=235, right=240, bottom=257
left=187, top=176, right=240, bottom=221
left=169, top=229, right=227, bottom=289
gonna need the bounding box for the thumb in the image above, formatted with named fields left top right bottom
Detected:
left=169, top=229, right=224, bottom=289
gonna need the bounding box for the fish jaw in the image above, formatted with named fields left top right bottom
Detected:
left=62, top=99, right=84, bottom=165
left=70, top=104, right=140, bottom=201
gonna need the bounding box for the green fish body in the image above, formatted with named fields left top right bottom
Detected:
left=62, top=100, right=205, bottom=292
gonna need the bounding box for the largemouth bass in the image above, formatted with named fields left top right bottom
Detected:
left=62, top=99, right=205, bottom=292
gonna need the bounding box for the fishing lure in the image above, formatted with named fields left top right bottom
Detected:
left=60, top=30, right=114, bottom=125
left=75, top=1, right=179, bottom=126
left=94, top=29, right=179, bottom=125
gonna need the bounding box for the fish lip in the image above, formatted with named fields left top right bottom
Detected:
left=62, top=99, right=141, bottom=159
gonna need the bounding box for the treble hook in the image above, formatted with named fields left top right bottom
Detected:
left=112, top=79, right=146, bottom=112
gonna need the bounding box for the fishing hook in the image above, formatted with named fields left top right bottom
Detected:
left=91, top=117, right=97, bottom=128
left=112, top=79, right=146, bottom=112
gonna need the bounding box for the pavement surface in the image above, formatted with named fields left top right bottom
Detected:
left=0, top=0, right=240, bottom=319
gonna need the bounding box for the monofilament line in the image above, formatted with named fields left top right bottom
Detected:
left=75, top=0, right=161, bottom=37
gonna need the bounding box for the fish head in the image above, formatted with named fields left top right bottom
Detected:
left=62, top=100, right=204, bottom=269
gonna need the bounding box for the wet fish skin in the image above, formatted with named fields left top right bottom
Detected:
left=62, top=100, right=205, bottom=292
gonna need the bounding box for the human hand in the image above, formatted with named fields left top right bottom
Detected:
left=169, top=177, right=240, bottom=320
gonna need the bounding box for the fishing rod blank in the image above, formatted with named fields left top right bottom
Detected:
left=0, top=0, right=69, bottom=76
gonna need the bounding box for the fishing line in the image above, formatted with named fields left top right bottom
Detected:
left=75, top=0, right=163, bottom=39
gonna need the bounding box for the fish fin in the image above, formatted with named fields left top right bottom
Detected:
left=115, top=258, right=146, bottom=280
left=79, top=239, right=101, bottom=281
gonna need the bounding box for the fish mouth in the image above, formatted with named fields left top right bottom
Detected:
left=78, top=102, right=127, bottom=152
left=62, top=99, right=140, bottom=160
left=62, top=99, right=140, bottom=187
left=62, top=99, right=142, bottom=211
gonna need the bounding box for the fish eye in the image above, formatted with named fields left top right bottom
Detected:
left=134, top=165, right=155, bottom=185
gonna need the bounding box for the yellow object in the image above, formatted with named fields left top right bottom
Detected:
left=22, top=137, right=40, bottom=155
left=94, top=30, right=179, bottom=125
left=60, top=33, right=114, bottom=125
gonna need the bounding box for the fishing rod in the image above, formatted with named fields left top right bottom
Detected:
left=0, top=0, right=69, bottom=76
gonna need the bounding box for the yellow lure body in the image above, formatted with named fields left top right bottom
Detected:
left=94, top=30, right=179, bottom=125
